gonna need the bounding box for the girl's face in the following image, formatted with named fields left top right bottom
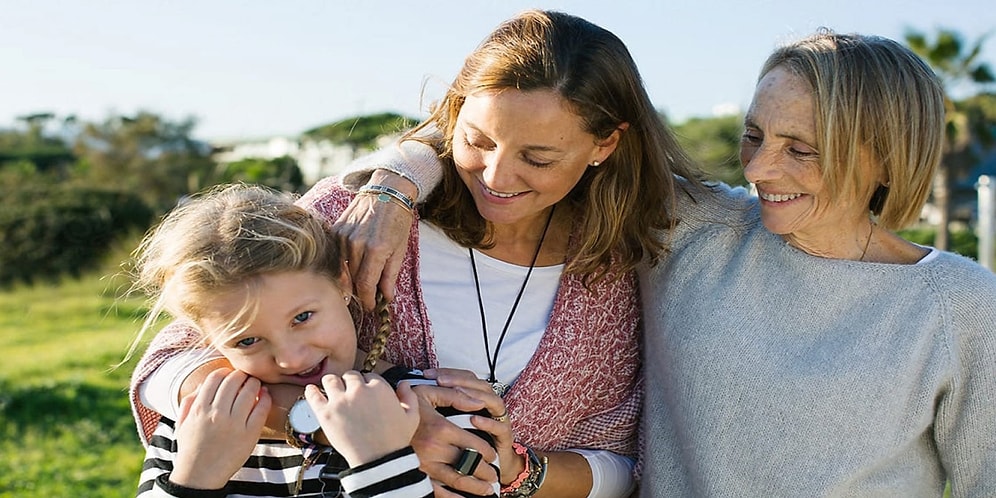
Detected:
left=451, top=88, right=620, bottom=229
left=199, top=270, right=356, bottom=385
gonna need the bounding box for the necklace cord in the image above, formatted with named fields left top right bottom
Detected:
left=469, top=206, right=556, bottom=386
left=859, top=220, right=874, bottom=261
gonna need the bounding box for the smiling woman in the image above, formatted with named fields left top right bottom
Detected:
left=740, top=64, right=884, bottom=260
left=638, top=29, right=996, bottom=496
left=447, top=88, right=620, bottom=237
left=739, top=33, right=941, bottom=264
left=297, top=10, right=706, bottom=496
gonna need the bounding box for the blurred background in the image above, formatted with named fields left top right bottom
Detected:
left=1, top=1, right=993, bottom=495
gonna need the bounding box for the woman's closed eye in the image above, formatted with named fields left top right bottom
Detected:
left=462, top=134, right=495, bottom=151
left=788, top=143, right=819, bottom=159
left=461, top=129, right=554, bottom=167
left=741, top=131, right=763, bottom=146
left=521, top=153, right=553, bottom=168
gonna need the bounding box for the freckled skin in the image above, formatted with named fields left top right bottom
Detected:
left=740, top=66, right=873, bottom=258
left=452, top=89, right=618, bottom=237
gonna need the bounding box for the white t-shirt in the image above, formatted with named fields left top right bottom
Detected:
left=418, top=221, right=562, bottom=387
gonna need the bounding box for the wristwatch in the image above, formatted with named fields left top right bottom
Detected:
left=288, top=397, right=320, bottom=435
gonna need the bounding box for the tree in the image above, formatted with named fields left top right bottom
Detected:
left=0, top=185, right=152, bottom=285
left=673, top=114, right=746, bottom=186
left=219, top=155, right=305, bottom=193
left=72, top=111, right=216, bottom=212
left=303, top=112, right=419, bottom=154
left=905, top=28, right=995, bottom=250
left=0, top=112, right=76, bottom=180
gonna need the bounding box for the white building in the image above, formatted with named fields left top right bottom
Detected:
left=212, top=134, right=399, bottom=186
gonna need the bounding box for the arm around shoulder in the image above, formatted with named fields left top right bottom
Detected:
left=339, top=135, right=444, bottom=204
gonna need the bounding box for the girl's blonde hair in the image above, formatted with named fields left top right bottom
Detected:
left=125, top=184, right=347, bottom=357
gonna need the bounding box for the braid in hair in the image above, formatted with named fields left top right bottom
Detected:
left=361, top=291, right=392, bottom=372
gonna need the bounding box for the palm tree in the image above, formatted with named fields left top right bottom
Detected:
left=905, top=28, right=995, bottom=250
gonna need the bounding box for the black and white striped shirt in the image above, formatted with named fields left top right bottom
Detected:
left=137, top=417, right=433, bottom=498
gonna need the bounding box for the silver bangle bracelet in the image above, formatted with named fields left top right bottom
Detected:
left=358, top=184, right=416, bottom=212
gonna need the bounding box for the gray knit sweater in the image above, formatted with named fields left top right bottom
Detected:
left=640, top=185, right=996, bottom=497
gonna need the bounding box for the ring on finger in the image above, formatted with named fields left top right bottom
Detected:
left=492, top=411, right=510, bottom=424
left=452, top=447, right=482, bottom=476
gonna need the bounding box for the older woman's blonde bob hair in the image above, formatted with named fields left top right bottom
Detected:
left=759, top=29, right=946, bottom=229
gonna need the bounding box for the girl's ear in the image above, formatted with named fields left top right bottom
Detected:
left=337, top=261, right=353, bottom=298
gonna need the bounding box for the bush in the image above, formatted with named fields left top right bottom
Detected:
left=898, top=226, right=979, bottom=259
left=0, top=185, right=153, bottom=286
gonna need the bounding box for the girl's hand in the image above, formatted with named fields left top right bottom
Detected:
left=171, top=368, right=270, bottom=490
left=306, top=370, right=419, bottom=467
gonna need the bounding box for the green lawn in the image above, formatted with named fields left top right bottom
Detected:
left=0, top=266, right=150, bottom=497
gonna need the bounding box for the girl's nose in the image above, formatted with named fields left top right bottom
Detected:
left=273, top=342, right=310, bottom=372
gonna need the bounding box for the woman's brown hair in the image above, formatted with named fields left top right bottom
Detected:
left=411, top=9, right=703, bottom=285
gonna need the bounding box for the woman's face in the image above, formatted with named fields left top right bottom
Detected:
left=199, top=270, right=357, bottom=385
left=740, top=65, right=870, bottom=253
left=451, top=88, right=617, bottom=228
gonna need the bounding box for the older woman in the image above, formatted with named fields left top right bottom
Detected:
left=341, top=30, right=996, bottom=496
left=130, top=10, right=705, bottom=498
left=639, top=30, right=996, bottom=496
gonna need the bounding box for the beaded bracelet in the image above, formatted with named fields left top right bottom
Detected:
left=502, top=443, right=531, bottom=491
left=500, top=442, right=547, bottom=498
left=358, top=184, right=416, bottom=213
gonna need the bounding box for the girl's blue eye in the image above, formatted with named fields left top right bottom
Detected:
left=236, top=337, right=259, bottom=348
left=293, top=311, right=313, bottom=325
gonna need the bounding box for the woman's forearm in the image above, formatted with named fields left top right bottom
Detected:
left=339, top=136, right=443, bottom=202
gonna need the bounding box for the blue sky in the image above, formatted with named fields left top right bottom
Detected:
left=3, top=0, right=993, bottom=141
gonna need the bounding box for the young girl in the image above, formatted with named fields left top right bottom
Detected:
left=128, top=183, right=433, bottom=497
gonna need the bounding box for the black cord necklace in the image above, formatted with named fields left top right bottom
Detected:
left=469, top=205, right=555, bottom=398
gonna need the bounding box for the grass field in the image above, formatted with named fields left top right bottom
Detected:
left=0, top=254, right=149, bottom=497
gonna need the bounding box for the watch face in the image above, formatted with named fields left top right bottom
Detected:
left=288, top=398, right=321, bottom=434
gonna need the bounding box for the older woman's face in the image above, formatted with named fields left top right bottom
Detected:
left=451, top=88, right=614, bottom=228
left=741, top=65, right=868, bottom=251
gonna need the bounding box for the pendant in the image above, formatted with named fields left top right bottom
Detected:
left=491, top=381, right=510, bottom=398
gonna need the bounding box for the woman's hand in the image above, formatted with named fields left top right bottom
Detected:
left=406, top=380, right=502, bottom=496
left=332, top=169, right=418, bottom=311
left=426, top=368, right=519, bottom=482
left=306, top=370, right=419, bottom=467
left=170, top=368, right=271, bottom=490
